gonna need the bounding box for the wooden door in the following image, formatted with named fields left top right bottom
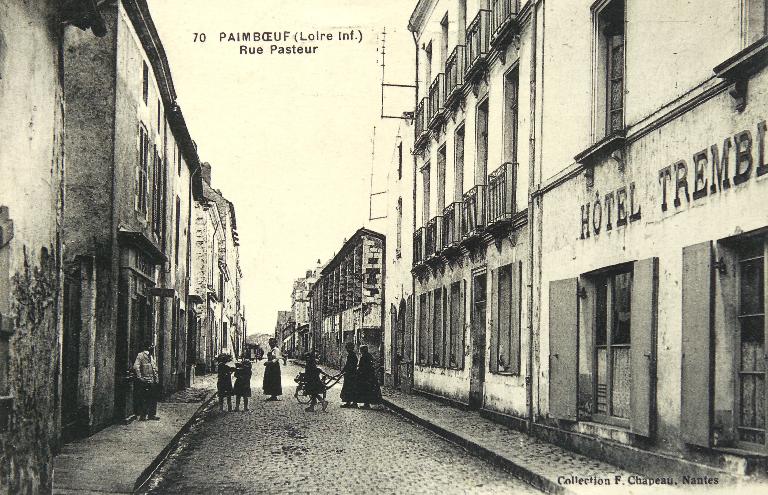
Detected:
left=469, top=273, right=487, bottom=409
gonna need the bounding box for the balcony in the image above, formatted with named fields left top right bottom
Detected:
left=490, top=0, right=520, bottom=49
left=427, top=73, right=446, bottom=130
left=442, top=202, right=463, bottom=257
left=465, top=10, right=491, bottom=82
left=425, top=216, right=443, bottom=259
left=461, top=185, right=486, bottom=242
left=487, top=162, right=518, bottom=233
left=412, top=227, right=425, bottom=267
left=445, top=45, right=466, bottom=109
left=414, top=97, right=430, bottom=150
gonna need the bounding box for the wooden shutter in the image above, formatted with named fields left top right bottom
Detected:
left=461, top=279, right=467, bottom=369
left=630, top=257, right=659, bottom=437
left=405, top=295, right=414, bottom=364
left=549, top=278, right=579, bottom=421
left=510, top=261, right=522, bottom=374
left=681, top=241, right=713, bottom=447
left=489, top=269, right=498, bottom=373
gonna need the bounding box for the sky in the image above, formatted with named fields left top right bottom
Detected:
left=148, top=0, right=416, bottom=334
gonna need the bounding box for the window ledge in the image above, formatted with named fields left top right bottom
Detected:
left=713, top=35, right=768, bottom=81
left=574, top=130, right=627, bottom=167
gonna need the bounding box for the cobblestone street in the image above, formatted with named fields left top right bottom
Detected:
left=143, top=363, right=542, bottom=494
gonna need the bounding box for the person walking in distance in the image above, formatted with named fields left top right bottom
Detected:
left=133, top=342, right=160, bottom=421
left=217, top=354, right=235, bottom=412
left=340, top=342, right=358, bottom=408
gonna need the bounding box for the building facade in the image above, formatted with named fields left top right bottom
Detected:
left=311, top=229, right=385, bottom=368
left=405, top=0, right=768, bottom=480
left=409, top=0, right=532, bottom=417
left=382, top=124, right=417, bottom=391
left=0, top=1, right=104, bottom=490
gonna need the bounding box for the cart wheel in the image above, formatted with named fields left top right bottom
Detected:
left=294, top=383, right=311, bottom=404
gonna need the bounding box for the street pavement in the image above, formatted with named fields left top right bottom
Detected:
left=142, top=362, right=542, bottom=494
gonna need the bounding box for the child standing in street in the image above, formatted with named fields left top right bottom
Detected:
left=234, top=359, right=252, bottom=411
left=217, top=354, right=235, bottom=412
left=303, top=353, right=329, bottom=413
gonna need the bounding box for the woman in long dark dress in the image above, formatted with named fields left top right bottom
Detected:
left=355, top=345, right=381, bottom=409
left=262, top=352, right=282, bottom=401
left=340, top=342, right=358, bottom=408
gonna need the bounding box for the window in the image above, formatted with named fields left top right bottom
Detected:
left=594, top=267, right=632, bottom=422
left=151, top=146, right=163, bottom=238
left=142, top=61, right=149, bottom=104
left=595, top=0, right=625, bottom=137
left=455, top=125, right=465, bottom=200
left=136, top=125, right=149, bottom=214
left=177, top=145, right=182, bottom=176
left=433, top=288, right=444, bottom=366
left=397, top=142, right=403, bottom=180
left=494, top=262, right=521, bottom=374
left=736, top=238, right=766, bottom=445
left=222, top=321, right=228, bottom=350
left=418, top=293, right=429, bottom=364
left=174, top=196, right=181, bottom=265
left=476, top=100, right=489, bottom=185
left=448, top=281, right=464, bottom=369
left=437, top=146, right=447, bottom=214
left=441, top=14, right=449, bottom=67
left=745, top=0, right=768, bottom=46
left=422, top=161, right=431, bottom=226
left=424, top=42, right=433, bottom=91
left=458, top=0, right=467, bottom=40
left=503, top=68, right=519, bottom=163
left=396, top=197, right=403, bottom=257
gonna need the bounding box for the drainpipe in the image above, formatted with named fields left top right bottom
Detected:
left=526, top=0, right=539, bottom=433
left=185, top=161, right=200, bottom=380
left=410, top=28, right=419, bottom=393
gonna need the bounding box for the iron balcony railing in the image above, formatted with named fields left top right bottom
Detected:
left=413, top=227, right=425, bottom=265
left=445, top=45, right=466, bottom=106
left=465, top=10, right=491, bottom=80
left=487, top=162, right=518, bottom=225
left=442, top=202, right=463, bottom=248
left=490, top=0, right=520, bottom=45
left=425, top=216, right=443, bottom=257
left=415, top=99, right=426, bottom=143
left=461, top=185, right=486, bottom=238
left=428, top=73, right=446, bottom=128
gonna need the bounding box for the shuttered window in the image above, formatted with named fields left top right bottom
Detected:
left=448, top=281, right=464, bottom=369
left=549, top=278, right=579, bottom=421
left=433, top=288, right=445, bottom=367
left=418, top=293, right=429, bottom=365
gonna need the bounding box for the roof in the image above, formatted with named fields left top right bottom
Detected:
left=408, top=0, right=435, bottom=33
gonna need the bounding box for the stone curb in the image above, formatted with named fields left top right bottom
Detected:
left=133, top=389, right=218, bottom=493
left=380, top=396, right=574, bottom=495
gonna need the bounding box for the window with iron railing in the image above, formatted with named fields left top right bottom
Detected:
left=490, top=0, right=520, bottom=42
left=445, top=45, right=466, bottom=105
left=428, top=73, right=446, bottom=126
left=487, top=162, right=517, bottom=225
left=462, top=184, right=486, bottom=237
left=465, top=9, right=490, bottom=78
left=425, top=216, right=443, bottom=257
left=442, top=202, right=463, bottom=248
left=413, top=227, right=425, bottom=265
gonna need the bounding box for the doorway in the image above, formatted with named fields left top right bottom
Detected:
left=469, top=272, right=487, bottom=409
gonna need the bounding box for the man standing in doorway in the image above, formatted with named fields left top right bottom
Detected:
left=133, top=342, right=160, bottom=421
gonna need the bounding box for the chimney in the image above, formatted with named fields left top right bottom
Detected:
left=201, top=162, right=212, bottom=185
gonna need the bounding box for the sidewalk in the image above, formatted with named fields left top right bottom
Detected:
left=53, top=374, right=217, bottom=494
left=380, top=388, right=737, bottom=495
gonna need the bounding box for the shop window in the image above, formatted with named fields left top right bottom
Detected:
left=418, top=293, right=429, bottom=364
left=448, top=281, right=465, bottom=369
left=492, top=262, right=521, bottom=374
left=736, top=238, right=766, bottom=445
left=433, top=288, right=445, bottom=366
left=594, top=268, right=632, bottom=422
left=594, top=0, right=625, bottom=139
